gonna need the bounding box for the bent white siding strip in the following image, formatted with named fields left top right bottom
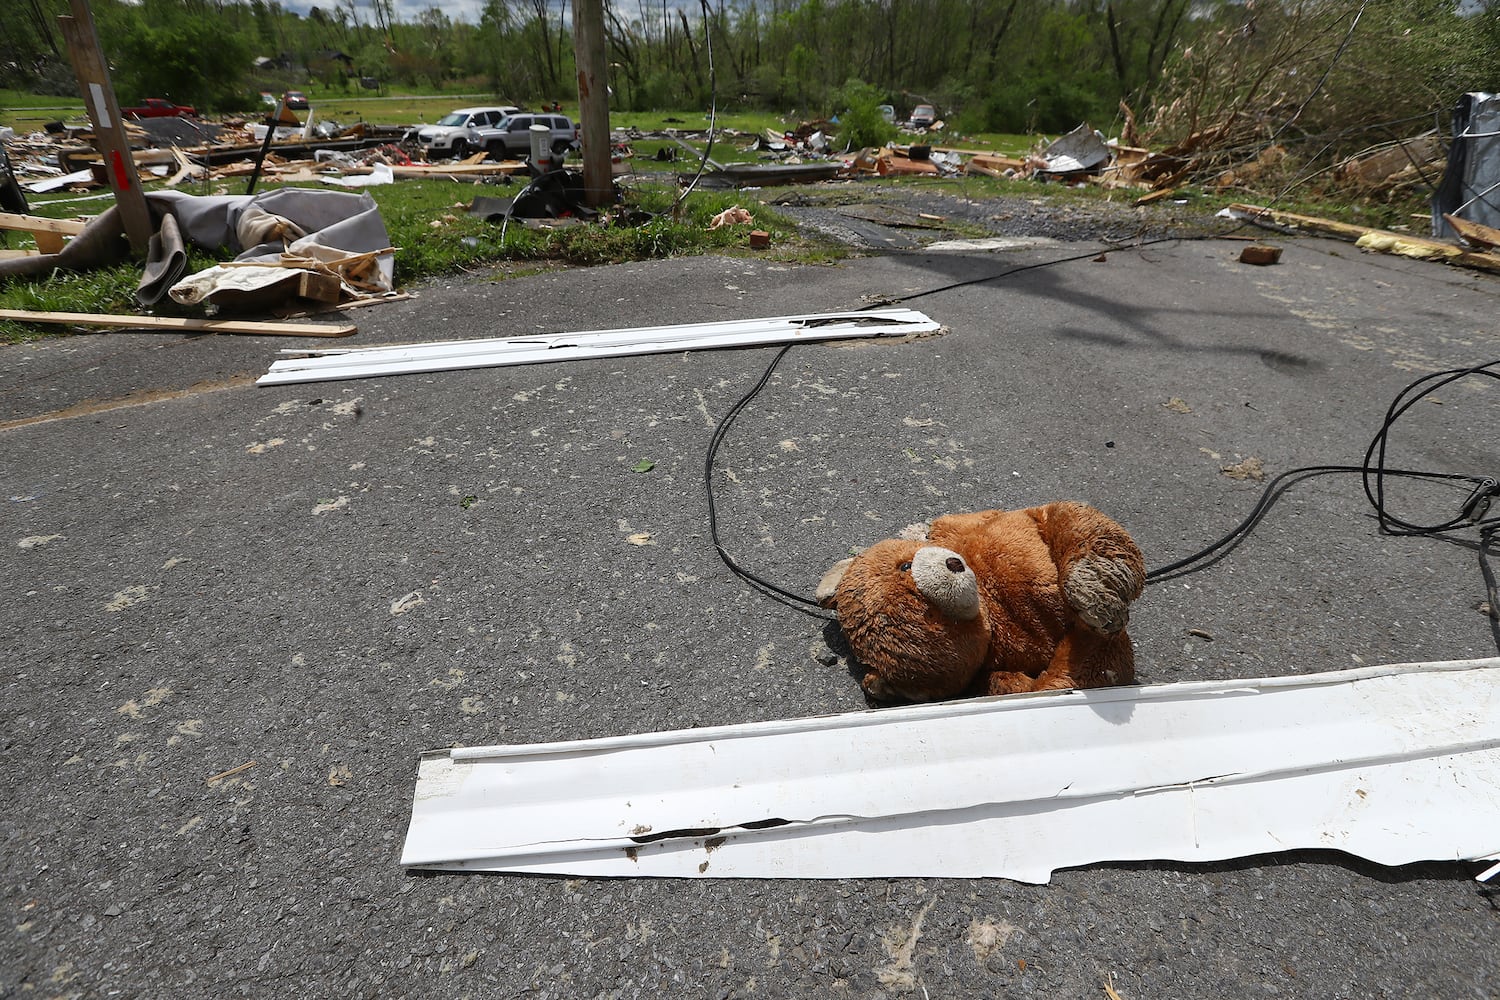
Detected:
left=257, top=309, right=940, bottom=386
left=401, top=658, right=1500, bottom=882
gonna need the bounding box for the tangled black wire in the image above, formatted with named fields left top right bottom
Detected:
left=705, top=351, right=1500, bottom=651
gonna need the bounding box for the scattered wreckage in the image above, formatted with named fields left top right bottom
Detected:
left=4, top=91, right=1499, bottom=335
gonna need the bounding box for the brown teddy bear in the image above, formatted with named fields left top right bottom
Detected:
left=816, top=502, right=1145, bottom=703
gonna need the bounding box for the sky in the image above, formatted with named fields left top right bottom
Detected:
left=278, top=0, right=492, bottom=25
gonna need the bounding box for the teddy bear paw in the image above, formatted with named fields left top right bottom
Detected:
left=861, top=672, right=903, bottom=703
left=1063, top=556, right=1141, bottom=634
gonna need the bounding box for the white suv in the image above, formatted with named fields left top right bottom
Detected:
left=411, top=105, right=519, bottom=158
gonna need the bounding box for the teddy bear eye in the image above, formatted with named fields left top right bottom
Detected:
left=946, top=557, right=965, bottom=573
left=899, top=561, right=912, bottom=573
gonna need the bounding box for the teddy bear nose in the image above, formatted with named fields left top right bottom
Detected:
left=945, top=557, right=965, bottom=573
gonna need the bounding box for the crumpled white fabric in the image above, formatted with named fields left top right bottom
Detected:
left=168, top=264, right=305, bottom=306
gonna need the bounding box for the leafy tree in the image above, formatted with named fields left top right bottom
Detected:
left=832, top=77, right=896, bottom=148
left=96, top=0, right=256, bottom=111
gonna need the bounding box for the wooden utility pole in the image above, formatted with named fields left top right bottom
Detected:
left=57, top=0, right=153, bottom=255
left=572, top=0, right=612, bottom=208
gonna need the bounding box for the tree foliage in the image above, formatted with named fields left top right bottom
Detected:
left=2, top=0, right=1497, bottom=148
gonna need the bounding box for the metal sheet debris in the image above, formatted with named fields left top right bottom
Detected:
left=401, top=658, right=1500, bottom=882
left=1433, top=92, right=1500, bottom=238
left=257, top=308, right=940, bottom=386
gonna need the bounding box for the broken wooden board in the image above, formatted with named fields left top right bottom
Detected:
left=0, top=308, right=355, bottom=337
left=1227, top=204, right=1500, bottom=276
left=401, top=658, right=1500, bottom=881
left=876, top=155, right=940, bottom=176
left=966, top=153, right=1026, bottom=173
left=389, top=162, right=528, bottom=179
left=0, top=212, right=89, bottom=254
left=1134, top=187, right=1180, bottom=206
left=1444, top=213, right=1500, bottom=251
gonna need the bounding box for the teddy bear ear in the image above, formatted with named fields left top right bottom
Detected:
left=815, top=557, right=855, bottom=607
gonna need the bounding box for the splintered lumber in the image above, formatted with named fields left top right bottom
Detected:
left=967, top=153, right=1026, bottom=173
left=389, top=162, right=528, bottom=179
left=1228, top=204, right=1500, bottom=276
left=877, top=155, right=939, bottom=176
left=1444, top=214, right=1500, bottom=251
left=0, top=212, right=89, bottom=254
left=0, top=309, right=356, bottom=337
left=1134, top=187, right=1180, bottom=206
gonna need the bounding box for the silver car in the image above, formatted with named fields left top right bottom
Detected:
left=412, top=105, right=519, bottom=158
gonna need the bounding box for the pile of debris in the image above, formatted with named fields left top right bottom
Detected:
left=1, top=110, right=533, bottom=200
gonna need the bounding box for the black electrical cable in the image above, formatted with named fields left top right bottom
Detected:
left=1144, top=465, right=1483, bottom=583
left=1363, top=360, right=1500, bottom=535
left=704, top=343, right=833, bottom=618
left=671, top=0, right=718, bottom=217
left=705, top=343, right=1500, bottom=650
left=1265, top=0, right=1368, bottom=149
left=1147, top=360, right=1499, bottom=581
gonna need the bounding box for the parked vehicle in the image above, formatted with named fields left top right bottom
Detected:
left=479, top=112, right=580, bottom=160
left=121, top=98, right=197, bottom=119
left=412, top=105, right=518, bottom=158
left=282, top=90, right=310, bottom=110
left=908, top=104, right=936, bottom=129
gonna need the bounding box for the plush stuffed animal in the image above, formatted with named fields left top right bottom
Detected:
left=816, top=502, right=1145, bottom=703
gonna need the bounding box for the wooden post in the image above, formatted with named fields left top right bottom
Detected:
left=57, top=0, right=153, bottom=255
left=572, top=0, right=613, bottom=208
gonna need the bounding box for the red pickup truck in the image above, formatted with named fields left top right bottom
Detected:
left=122, top=98, right=197, bottom=119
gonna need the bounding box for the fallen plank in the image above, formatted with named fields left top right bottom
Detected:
left=0, top=212, right=89, bottom=236
left=0, top=308, right=356, bottom=337
left=259, top=308, right=939, bottom=386
left=877, top=156, right=940, bottom=176
left=1134, top=187, right=1180, bottom=206
left=388, top=162, right=528, bottom=179
left=964, top=163, right=1006, bottom=179
left=1444, top=213, right=1500, bottom=250
left=966, top=153, right=1026, bottom=173
left=0, top=211, right=90, bottom=254
left=1226, top=203, right=1500, bottom=275
left=401, top=657, right=1500, bottom=881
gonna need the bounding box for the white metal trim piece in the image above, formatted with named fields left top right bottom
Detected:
left=257, top=308, right=940, bottom=386
left=400, top=658, right=1500, bottom=882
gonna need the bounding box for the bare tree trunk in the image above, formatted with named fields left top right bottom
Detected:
left=1106, top=0, right=1130, bottom=93
left=983, top=0, right=1018, bottom=79
left=605, top=5, right=641, bottom=103
left=529, top=0, right=558, bottom=90
left=678, top=8, right=703, bottom=94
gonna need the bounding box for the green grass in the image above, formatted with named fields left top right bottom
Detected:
left=0, top=174, right=839, bottom=343
left=1, top=89, right=85, bottom=131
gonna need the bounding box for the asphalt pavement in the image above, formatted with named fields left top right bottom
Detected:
left=4, top=228, right=1499, bottom=999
